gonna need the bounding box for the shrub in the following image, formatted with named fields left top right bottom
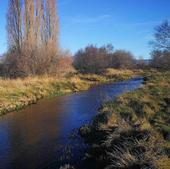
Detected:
left=73, top=44, right=112, bottom=73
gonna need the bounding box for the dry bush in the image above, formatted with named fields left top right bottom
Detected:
left=110, top=50, right=135, bottom=69
left=56, top=50, right=75, bottom=76
left=73, top=44, right=113, bottom=74
left=73, top=45, right=136, bottom=74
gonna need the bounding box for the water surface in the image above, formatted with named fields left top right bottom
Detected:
left=0, top=78, right=143, bottom=169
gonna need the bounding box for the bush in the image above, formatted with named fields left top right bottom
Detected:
left=73, top=45, right=136, bottom=73
left=73, top=44, right=113, bottom=73
left=110, top=50, right=135, bottom=69
left=151, top=50, right=170, bottom=70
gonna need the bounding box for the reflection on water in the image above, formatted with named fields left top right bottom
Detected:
left=0, top=78, right=143, bottom=169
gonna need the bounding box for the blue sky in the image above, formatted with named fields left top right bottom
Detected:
left=0, top=0, right=170, bottom=58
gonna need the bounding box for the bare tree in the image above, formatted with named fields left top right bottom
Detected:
left=151, top=50, right=170, bottom=69
left=7, top=0, right=22, bottom=52
left=151, top=20, right=170, bottom=51
left=111, top=50, right=135, bottom=69
left=6, top=0, right=60, bottom=76
left=151, top=21, right=170, bottom=70
left=74, top=44, right=113, bottom=73
left=46, top=0, right=59, bottom=44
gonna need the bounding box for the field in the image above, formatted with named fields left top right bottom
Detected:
left=0, top=69, right=139, bottom=115
left=80, top=70, right=170, bottom=169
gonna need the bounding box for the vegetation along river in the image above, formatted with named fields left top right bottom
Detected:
left=0, top=78, right=144, bottom=169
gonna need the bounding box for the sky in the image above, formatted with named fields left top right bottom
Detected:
left=0, top=0, right=170, bottom=59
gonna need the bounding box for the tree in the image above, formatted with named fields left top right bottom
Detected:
left=6, top=0, right=60, bottom=76
left=151, top=21, right=170, bottom=69
left=151, top=50, right=170, bottom=69
left=7, top=0, right=22, bottom=52
left=73, top=44, right=113, bottom=73
left=151, top=20, right=170, bottom=51
left=46, top=0, right=59, bottom=45
left=73, top=44, right=137, bottom=73
left=111, top=50, right=135, bottom=69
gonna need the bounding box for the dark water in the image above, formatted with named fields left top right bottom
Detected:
left=0, top=78, right=143, bottom=169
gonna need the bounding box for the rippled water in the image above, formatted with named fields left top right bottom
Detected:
left=0, top=78, right=143, bottom=169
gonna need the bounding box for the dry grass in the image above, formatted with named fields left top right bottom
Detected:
left=0, top=68, right=141, bottom=115
left=105, top=68, right=139, bottom=81
left=80, top=70, right=170, bottom=169
left=0, top=75, right=91, bottom=115
left=156, top=157, right=170, bottom=169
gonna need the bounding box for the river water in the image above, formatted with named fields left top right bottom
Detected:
left=0, top=78, right=143, bottom=169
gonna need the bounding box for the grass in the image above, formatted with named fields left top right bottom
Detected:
left=104, top=71, right=170, bottom=132
left=0, top=76, right=91, bottom=115
left=80, top=70, right=170, bottom=169
left=0, top=68, right=141, bottom=115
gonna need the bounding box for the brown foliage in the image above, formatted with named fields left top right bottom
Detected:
left=111, top=50, right=135, bottom=69
left=56, top=51, right=75, bottom=76
left=73, top=44, right=113, bottom=73
left=7, top=0, right=61, bottom=76
left=73, top=45, right=136, bottom=73
left=151, top=50, right=170, bottom=70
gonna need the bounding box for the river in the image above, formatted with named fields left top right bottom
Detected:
left=0, top=78, right=143, bottom=169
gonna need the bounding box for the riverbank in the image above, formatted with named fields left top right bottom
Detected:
left=80, top=70, right=170, bottom=169
left=0, top=69, right=141, bottom=116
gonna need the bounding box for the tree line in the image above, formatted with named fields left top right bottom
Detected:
left=0, top=0, right=169, bottom=77
left=5, top=0, right=67, bottom=76
left=73, top=20, right=170, bottom=73
left=73, top=44, right=136, bottom=73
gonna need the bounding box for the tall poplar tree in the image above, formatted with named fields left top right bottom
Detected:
left=7, top=0, right=22, bottom=52
left=7, top=0, right=60, bottom=75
